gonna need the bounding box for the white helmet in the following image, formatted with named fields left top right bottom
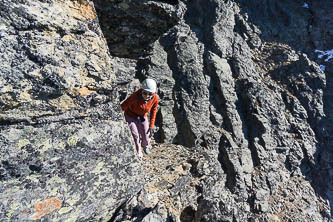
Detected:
left=142, top=78, right=157, bottom=93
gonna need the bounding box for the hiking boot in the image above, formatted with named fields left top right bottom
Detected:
left=144, top=146, right=151, bottom=155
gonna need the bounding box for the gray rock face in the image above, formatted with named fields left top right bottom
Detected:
left=1, top=116, right=143, bottom=221
left=0, top=0, right=143, bottom=221
left=95, top=0, right=332, bottom=221
left=1, top=0, right=333, bottom=221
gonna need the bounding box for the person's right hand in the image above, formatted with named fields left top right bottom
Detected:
left=146, top=128, right=153, bottom=138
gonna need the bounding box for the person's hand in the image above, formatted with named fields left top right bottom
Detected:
left=146, top=128, right=153, bottom=138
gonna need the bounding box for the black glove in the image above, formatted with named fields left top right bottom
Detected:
left=146, top=128, right=153, bottom=138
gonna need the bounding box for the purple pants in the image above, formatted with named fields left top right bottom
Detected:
left=124, top=114, right=150, bottom=151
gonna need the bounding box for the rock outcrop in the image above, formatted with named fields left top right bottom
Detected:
left=1, top=0, right=333, bottom=221
left=0, top=0, right=143, bottom=221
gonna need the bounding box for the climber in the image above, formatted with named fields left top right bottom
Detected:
left=121, top=78, right=159, bottom=161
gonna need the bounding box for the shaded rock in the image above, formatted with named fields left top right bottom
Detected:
left=94, top=0, right=181, bottom=58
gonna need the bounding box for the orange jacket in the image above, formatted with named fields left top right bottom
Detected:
left=121, top=89, right=159, bottom=129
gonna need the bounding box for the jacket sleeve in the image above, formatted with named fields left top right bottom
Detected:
left=121, top=91, right=137, bottom=111
left=149, top=95, right=159, bottom=129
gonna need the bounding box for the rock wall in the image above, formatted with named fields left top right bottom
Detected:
left=1, top=0, right=333, bottom=221
left=95, top=0, right=333, bottom=221
left=0, top=0, right=143, bottom=221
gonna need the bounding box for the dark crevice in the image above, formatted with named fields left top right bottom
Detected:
left=108, top=200, right=128, bottom=222
left=233, top=14, right=249, bottom=43
left=172, top=96, right=196, bottom=147
left=206, top=77, right=229, bottom=130
left=180, top=206, right=196, bottom=222
left=154, top=108, right=165, bottom=143
left=159, top=0, right=179, bottom=6
left=0, top=119, right=31, bottom=127
left=86, top=72, right=104, bottom=82
left=218, top=138, right=237, bottom=192
left=234, top=79, right=261, bottom=168
left=29, top=164, right=42, bottom=173
left=306, top=4, right=316, bottom=50
left=228, top=57, right=241, bottom=80
left=247, top=184, right=256, bottom=213
left=188, top=158, right=201, bottom=178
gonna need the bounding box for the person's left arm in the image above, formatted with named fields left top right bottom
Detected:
left=149, top=95, right=159, bottom=129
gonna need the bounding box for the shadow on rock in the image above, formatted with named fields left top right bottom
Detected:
left=93, top=0, right=179, bottom=59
